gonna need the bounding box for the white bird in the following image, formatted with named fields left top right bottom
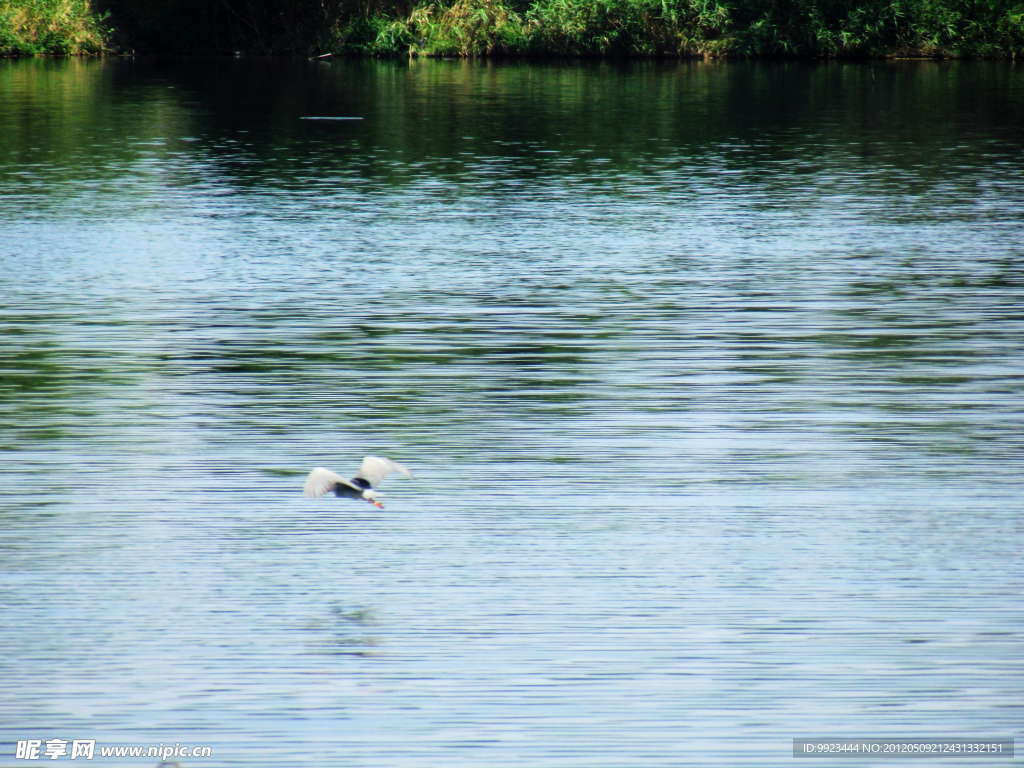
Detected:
left=304, top=456, right=414, bottom=509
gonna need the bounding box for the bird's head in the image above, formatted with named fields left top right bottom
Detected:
left=362, top=489, right=385, bottom=509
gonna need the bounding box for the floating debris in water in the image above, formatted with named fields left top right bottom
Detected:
left=300, top=116, right=363, bottom=121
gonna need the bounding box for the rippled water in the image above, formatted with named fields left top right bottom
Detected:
left=1, top=57, right=1022, bottom=766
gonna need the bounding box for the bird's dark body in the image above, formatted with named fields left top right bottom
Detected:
left=332, top=477, right=371, bottom=499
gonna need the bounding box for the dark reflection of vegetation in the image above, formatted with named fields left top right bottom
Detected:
left=0, top=315, right=141, bottom=447
left=0, top=58, right=201, bottom=200
left=162, top=58, right=1024, bottom=199
left=151, top=312, right=597, bottom=423
left=2, top=57, right=1022, bottom=200
left=0, top=325, right=77, bottom=445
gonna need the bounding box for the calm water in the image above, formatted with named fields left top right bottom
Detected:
left=1, top=57, right=1022, bottom=767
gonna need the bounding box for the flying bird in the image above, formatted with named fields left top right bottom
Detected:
left=304, top=456, right=414, bottom=509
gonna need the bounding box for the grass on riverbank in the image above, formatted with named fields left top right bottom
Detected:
left=1, top=0, right=108, bottom=54
left=107, top=0, right=1024, bottom=57
left=365, top=0, right=1024, bottom=58
left=3, top=0, right=1022, bottom=57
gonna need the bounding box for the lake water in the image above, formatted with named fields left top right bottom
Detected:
left=1, top=57, right=1022, bottom=767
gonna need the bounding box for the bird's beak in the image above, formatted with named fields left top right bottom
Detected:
left=369, top=499, right=385, bottom=509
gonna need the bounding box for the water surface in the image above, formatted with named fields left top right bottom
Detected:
left=1, top=57, right=1022, bottom=766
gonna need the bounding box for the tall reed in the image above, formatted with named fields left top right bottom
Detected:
left=1, top=0, right=108, bottom=54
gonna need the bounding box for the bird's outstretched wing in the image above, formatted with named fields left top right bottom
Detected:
left=304, top=467, right=361, bottom=498
left=354, top=456, right=414, bottom=488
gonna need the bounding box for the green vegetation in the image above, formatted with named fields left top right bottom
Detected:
left=374, top=0, right=1024, bottom=57
left=3, top=0, right=1023, bottom=56
left=105, top=0, right=1024, bottom=56
left=0, top=0, right=108, bottom=54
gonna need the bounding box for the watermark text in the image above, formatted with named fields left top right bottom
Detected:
left=16, top=740, right=212, bottom=761
left=793, top=738, right=1013, bottom=758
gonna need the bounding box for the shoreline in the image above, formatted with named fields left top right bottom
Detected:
left=3, top=51, right=1021, bottom=60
